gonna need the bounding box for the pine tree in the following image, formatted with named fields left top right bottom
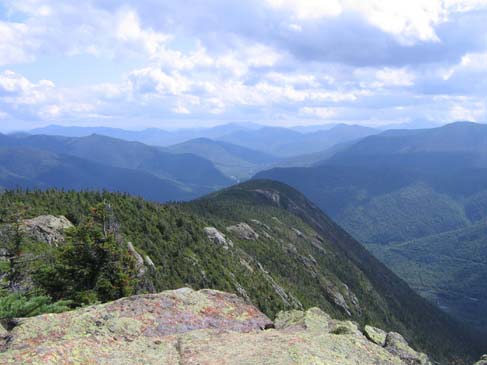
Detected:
left=0, top=203, right=30, bottom=292
left=0, top=293, right=71, bottom=319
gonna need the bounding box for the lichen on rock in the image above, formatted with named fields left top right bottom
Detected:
left=364, top=325, right=387, bottom=346
left=0, top=288, right=434, bottom=365
left=385, top=332, right=432, bottom=365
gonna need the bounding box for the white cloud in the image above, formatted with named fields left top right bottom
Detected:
left=266, top=0, right=343, bottom=20
left=265, top=0, right=450, bottom=44
left=374, top=68, right=415, bottom=87
left=115, top=8, right=170, bottom=57
left=128, top=68, right=190, bottom=96
left=449, top=103, right=485, bottom=122
left=0, top=0, right=485, bottom=129
left=0, top=21, right=39, bottom=65
left=0, top=70, right=54, bottom=104
left=300, top=106, right=337, bottom=119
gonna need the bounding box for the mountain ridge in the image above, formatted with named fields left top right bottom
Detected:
left=0, top=180, right=482, bottom=362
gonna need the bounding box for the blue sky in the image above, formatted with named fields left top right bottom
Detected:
left=0, top=0, right=486, bottom=131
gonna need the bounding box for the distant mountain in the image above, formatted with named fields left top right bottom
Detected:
left=0, top=147, right=192, bottom=201
left=1, top=133, right=232, bottom=193
left=378, top=120, right=445, bottom=130
left=290, top=123, right=339, bottom=133
left=28, top=123, right=379, bottom=159
left=218, top=124, right=379, bottom=157
left=270, top=140, right=356, bottom=168
left=0, top=133, right=233, bottom=199
left=331, top=122, right=487, bottom=168
left=257, top=123, right=487, bottom=243
left=281, top=124, right=378, bottom=156
left=217, top=127, right=303, bottom=156
left=28, top=123, right=263, bottom=146
left=167, top=138, right=280, bottom=180
left=254, top=122, right=487, bottom=333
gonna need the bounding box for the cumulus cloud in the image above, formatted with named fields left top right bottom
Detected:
left=0, top=0, right=486, bottom=130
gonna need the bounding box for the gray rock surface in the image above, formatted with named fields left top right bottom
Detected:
left=364, top=324, right=387, bottom=346
left=226, top=222, right=259, bottom=240
left=0, top=288, right=432, bottom=365
left=385, top=332, right=432, bottom=365
left=204, top=227, right=233, bottom=248
left=21, top=215, right=73, bottom=246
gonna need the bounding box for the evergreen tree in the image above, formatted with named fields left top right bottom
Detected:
left=33, top=202, right=139, bottom=305
left=0, top=203, right=30, bottom=292
left=0, top=293, right=70, bottom=319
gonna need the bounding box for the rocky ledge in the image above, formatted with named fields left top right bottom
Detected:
left=0, top=288, right=431, bottom=364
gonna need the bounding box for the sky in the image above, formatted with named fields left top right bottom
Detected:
left=0, top=0, right=486, bottom=131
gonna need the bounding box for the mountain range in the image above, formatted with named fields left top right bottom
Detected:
left=27, top=123, right=380, bottom=157
left=4, top=120, right=487, bottom=344
left=166, top=138, right=279, bottom=180
left=256, top=121, right=487, bottom=333
left=0, top=133, right=232, bottom=200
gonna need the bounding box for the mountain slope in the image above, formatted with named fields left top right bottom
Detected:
left=254, top=122, right=487, bottom=336
left=28, top=123, right=262, bottom=146
left=0, top=181, right=482, bottom=362
left=256, top=123, right=487, bottom=243
left=0, top=147, right=193, bottom=201
left=167, top=138, right=279, bottom=180
left=218, top=124, right=379, bottom=157
left=330, top=122, right=487, bottom=169
left=0, top=133, right=232, bottom=195
left=218, top=127, right=303, bottom=156
left=369, top=222, right=487, bottom=333
left=276, top=124, right=378, bottom=156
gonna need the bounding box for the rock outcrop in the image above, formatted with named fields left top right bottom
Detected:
left=204, top=227, right=233, bottom=249
left=0, top=288, right=432, bottom=364
left=21, top=215, right=73, bottom=246
left=365, top=324, right=387, bottom=346
left=475, top=355, right=487, bottom=365
left=226, top=222, right=259, bottom=240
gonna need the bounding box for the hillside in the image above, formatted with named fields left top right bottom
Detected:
left=0, top=181, right=482, bottom=363
left=276, top=124, right=378, bottom=156
left=218, top=124, right=378, bottom=157
left=0, top=147, right=193, bottom=201
left=167, top=138, right=279, bottom=180
left=254, top=122, right=487, bottom=336
left=330, top=122, right=487, bottom=169
left=28, top=123, right=263, bottom=146
left=368, top=222, right=487, bottom=333
left=0, top=133, right=232, bottom=196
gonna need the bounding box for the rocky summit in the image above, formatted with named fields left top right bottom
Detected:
left=0, top=288, right=431, bottom=365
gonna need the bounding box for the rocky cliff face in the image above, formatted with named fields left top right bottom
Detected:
left=0, top=288, right=431, bottom=364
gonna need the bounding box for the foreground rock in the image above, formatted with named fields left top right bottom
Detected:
left=0, top=288, right=431, bottom=364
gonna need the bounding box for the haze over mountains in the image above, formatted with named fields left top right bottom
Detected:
left=20, top=122, right=385, bottom=180
left=0, top=133, right=232, bottom=200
